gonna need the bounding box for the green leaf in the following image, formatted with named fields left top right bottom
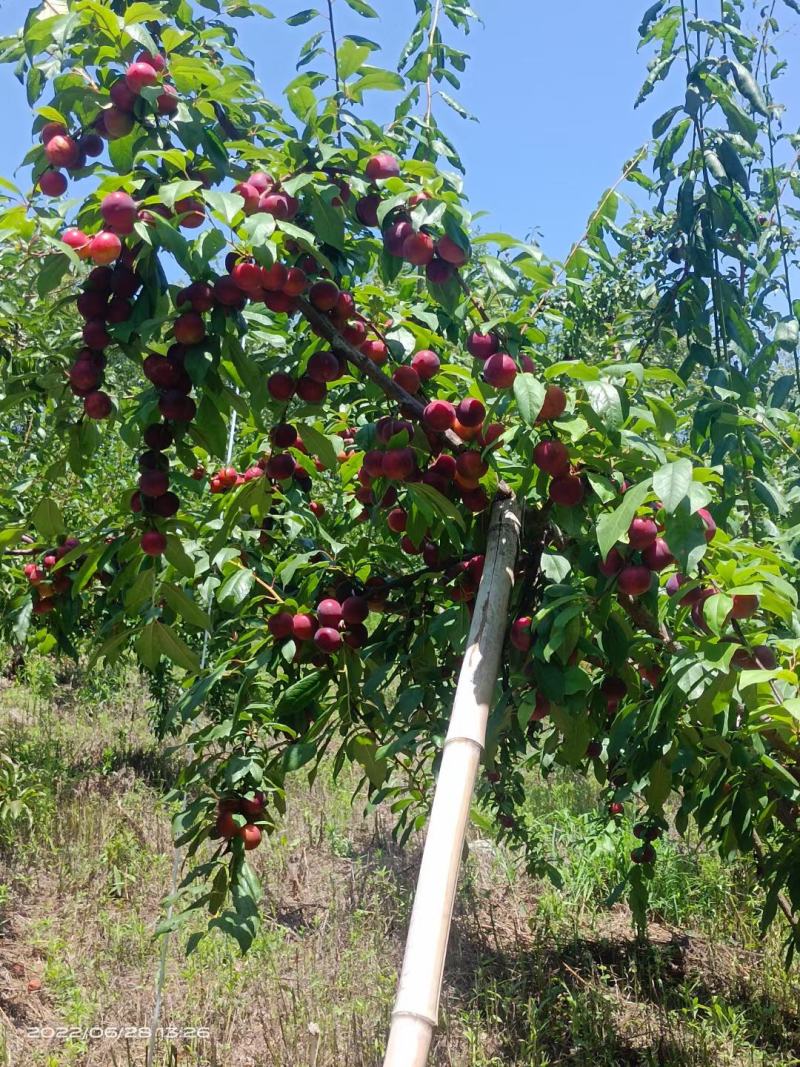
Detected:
left=241, top=212, right=276, bottom=247
left=36, top=253, right=71, bottom=297
left=286, top=83, right=318, bottom=124
left=153, top=621, right=202, bottom=672
left=439, top=91, right=474, bottom=120
left=137, top=620, right=161, bottom=671
left=348, top=734, right=387, bottom=788
left=512, top=374, right=546, bottom=426
left=125, top=568, right=155, bottom=613
left=480, top=255, right=517, bottom=292
left=12, top=599, right=33, bottom=644
left=162, top=584, right=212, bottom=629
left=653, top=459, right=693, bottom=513
left=217, top=568, right=255, bottom=607
left=596, top=480, right=652, bottom=561
left=170, top=55, right=224, bottom=92
left=276, top=671, right=328, bottom=716
left=0, top=527, right=24, bottom=550
left=341, top=0, right=378, bottom=15
left=774, top=318, right=799, bottom=351
left=585, top=381, right=624, bottom=430
left=30, top=497, right=65, bottom=539
left=190, top=396, right=229, bottom=460
left=124, top=2, right=168, bottom=22
left=771, top=374, right=795, bottom=409
left=639, top=1, right=666, bottom=35
left=283, top=742, right=317, bottom=770
left=124, top=20, right=158, bottom=53
left=351, top=68, right=404, bottom=93
left=752, top=477, right=786, bottom=516
left=88, top=626, right=136, bottom=669
left=305, top=189, right=345, bottom=250
left=203, top=189, right=243, bottom=227
left=107, top=128, right=139, bottom=175
left=663, top=504, right=708, bottom=573
left=297, top=424, right=339, bottom=470
left=716, top=137, right=750, bottom=195
left=645, top=760, right=672, bottom=810
left=337, top=39, right=370, bottom=79
left=717, top=89, right=759, bottom=144
left=165, top=535, right=196, bottom=578
left=652, top=105, right=681, bottom=137
left=654, top=117, right=690, bottom=171
left=286, top=8, right=318, bottom=25
left=727, top=59, right=770, bottom=117
left=406, top=482, right=466, bottom=531
left=703, top=593, right=734, bottom=636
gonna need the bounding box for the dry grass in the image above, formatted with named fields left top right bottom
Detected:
left=0, top=661, right=799, bottom=1066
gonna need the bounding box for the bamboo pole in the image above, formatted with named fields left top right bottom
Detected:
left=383, top=494, right=522, bottom=1067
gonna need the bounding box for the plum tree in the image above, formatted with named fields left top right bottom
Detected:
left=1, top=0, right=799, bottom=998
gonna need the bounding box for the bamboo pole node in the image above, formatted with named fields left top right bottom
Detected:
left=383, top=494, right=522, bottom=1067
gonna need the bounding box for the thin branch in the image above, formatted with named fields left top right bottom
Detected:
left=618, top=595, right=681, bottom=654
left=424, top=0, right=443, bottom=129
left=297, top=297, right=466, bottom=453
left=455, top=271, right=491, bottom=325
left=762, top=89, right=800, bottom=393
left=529, top=146, right=648, bottom=321
left=326, top=0, right=342, bottom=147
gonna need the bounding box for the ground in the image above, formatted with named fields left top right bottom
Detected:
left=0, top=656, right=799, bottom=1067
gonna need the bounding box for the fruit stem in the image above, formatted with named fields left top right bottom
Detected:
left=239, top=563, right=284, bottom=603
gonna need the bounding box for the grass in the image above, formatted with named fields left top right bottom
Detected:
left=0, top=655, right=799, bottom=1066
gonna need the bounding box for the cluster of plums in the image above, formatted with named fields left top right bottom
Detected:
left=231, top=168, right=300, bottom=222
left=206, top=438, right=318, bottom=497
left=68, top=244, right=143, bottom=420
left=129, top=422, right=180, bottom=557
left=356, top=153, right=470, bottom=285
left=213, top=793, right=266, bottom=850
left=606, top=804, right=664, bottom=863
left=38, top=122, right=103, bottom=196
left=51, top=132, right=554, bottom=569
left=37, top=51, right=179, bottom=200
left=207, top=253, right=308, bottom=316
left=267, top=594, right=370, bottom=656
left=354, top=416, right=501, bottom=524
left=23, top=539, right=81, bottom=614
left=596, top=509, right=714, bottom=597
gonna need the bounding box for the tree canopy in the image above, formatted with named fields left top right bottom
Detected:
left=1, top=0, right=799, bottom=959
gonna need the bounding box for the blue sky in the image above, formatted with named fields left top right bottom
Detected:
left=1, top=1, right=799, bottom=260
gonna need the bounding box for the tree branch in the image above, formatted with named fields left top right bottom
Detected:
left=424, top=0, right=443, bottom=129
left=326, top=0, right=343, bottom=147
left=297, top=297, right=467, bottom=453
